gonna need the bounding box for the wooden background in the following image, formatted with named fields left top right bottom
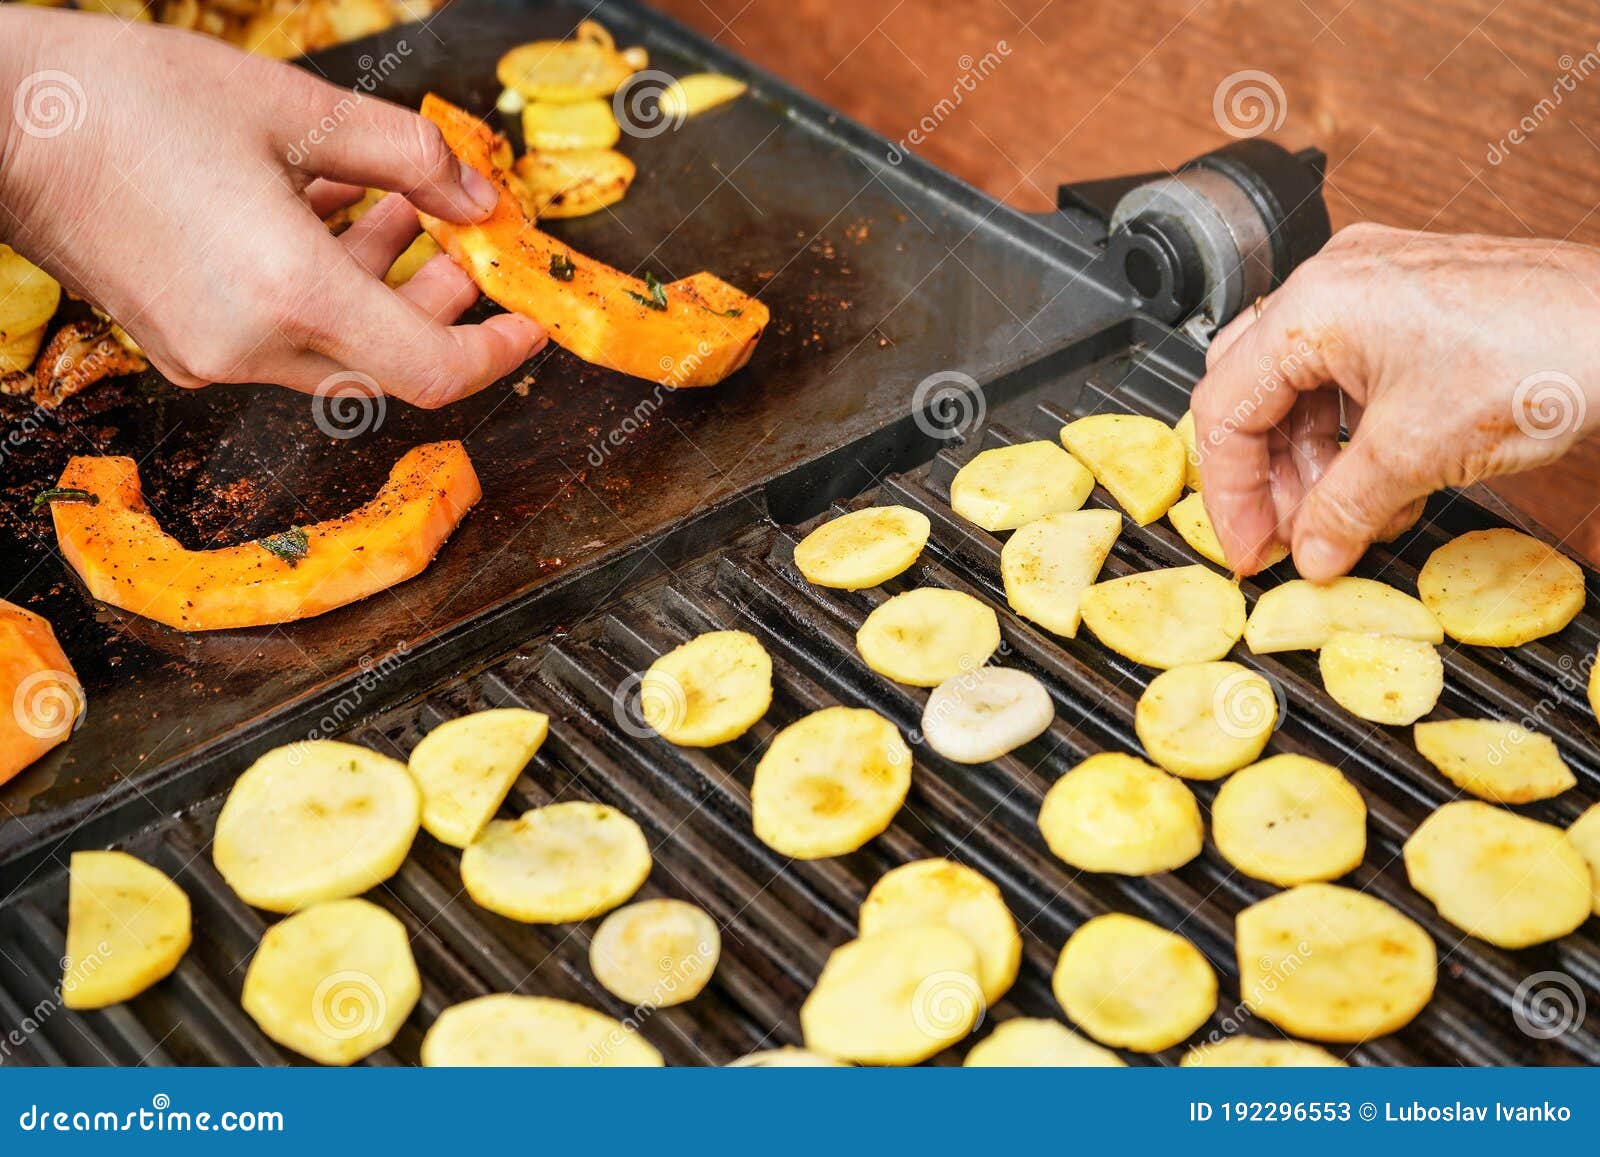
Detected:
left=653, top=0, right=1600, bottom=559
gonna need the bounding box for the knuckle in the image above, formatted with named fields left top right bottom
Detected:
left=406, top=120, right=456, bottom=184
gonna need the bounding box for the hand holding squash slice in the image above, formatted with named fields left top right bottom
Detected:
left=49, top=441, right=480, bottom=631
left=0, top=599, right=84, bottom=786
left=417, top=95, right=768, bottom=388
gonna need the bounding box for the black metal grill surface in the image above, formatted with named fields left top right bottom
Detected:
left=4, top=332, right=1596, bottom=1066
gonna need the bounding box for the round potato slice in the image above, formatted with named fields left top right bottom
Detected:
left=793, top=505, right=930, bottom=591
left=522, top=98, right=621, bottom=150
left=1418, top=528, right=1585, bottom=647
left=409, top=708, right=549, bottom=848
left=1181, top=1037, right=1347, bottom=1067
left=1404, top=800, right=1591, bottom=948
left=513, top=147, right=636, bottom=218
left=1212, top=754, right=1367, bottom=886
left=858, top=858, right=1021, bottom=1004
left=1245, top=577, right=1442, bottom=653
left=496, top=39, right=635, bottom=102
left=1037, top=752, right=1204, bottom=875
left=640, top=629, right=772, bottom=747
left=1568, top=803, right=1600, bottom=916
left=1318, top=632, right=1442, bottom=726
left=1173, top=410, right=1203, bottom=491
left=1052, top=913, right=1217, bottom=1052
left=213, top=740, right=421, bottom=914
left=1237, top=883, right=1436, bottom=1043
left=801, top=926, right=983, bottom=1065
left=727, top=1047, right=845, bottom=1067
left=1134, top=661, right=1276, bottom=780
left=964, top=1017, right=1125, bottom=1067
left=856, top=588, right=1001, bottom=687
left=241, top=899, right=420, bottom=1066
left=1412, top=718, right=1576, bottom=803
left=948, top=441, right=1094, bottom=532
left=1166, top=491, right=1287, bottom=570
left=920, top=666, right=1053, bottom=764
left=1000, top=509, right=1121, bottom=637
left=1078, top=565, right=1246, bottom=669
left=1060, top=413, right=1185, bottom=525
left=751, top=707, right=912, bottom=859
left=421, top=994, right=663, bottom=1066
left=589, top=898, right=720, bottom=1008
left=63, top=851, right=191, bottom=1011
left=461, top=801, right=651, bottom=923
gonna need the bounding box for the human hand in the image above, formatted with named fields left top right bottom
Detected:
left=1191, top=223, right=1600, bottom=578
left=0, top=8, right=545, bottom=408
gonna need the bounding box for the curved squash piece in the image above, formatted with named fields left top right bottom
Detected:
left=418, top=94, right=768, bottom=389
left=51, top=441, right=480, bottom=632
left=0, top=600, right=84, bottom=786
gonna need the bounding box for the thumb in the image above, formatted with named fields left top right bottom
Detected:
left=1289, top=434, right=1426, bottom=580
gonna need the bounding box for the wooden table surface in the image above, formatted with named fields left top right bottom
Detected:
left=652, top=0, right=1600, bottom=561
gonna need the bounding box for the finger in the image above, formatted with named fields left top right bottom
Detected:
left=1266, top=428, right=1306, bottom=544
left=1284, top=388, right=1343, bottom=494
left=285, top=92, right=499, bottom=223
left=1289, top=429, right=1428, bottom=581
left=395, top=253, right=481, bottom=321
left=339, top=193, right=423, bottom=278
left=305, top=179, right=368, bottom=218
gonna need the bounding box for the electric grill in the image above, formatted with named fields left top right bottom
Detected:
left=1, top=0, right=1595, bottom=1067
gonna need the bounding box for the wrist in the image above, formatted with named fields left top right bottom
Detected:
left=0, top=9, right=81, bottom=253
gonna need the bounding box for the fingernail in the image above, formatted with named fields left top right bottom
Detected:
left=1294, top=535, right=1346, bottom=582
left=494, top=312, right=546, bottom=352
left=460, top=163, right=500, bottom=215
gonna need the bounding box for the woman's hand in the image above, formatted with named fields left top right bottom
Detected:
left=0, top=8, right=545, bottom=407
left=1191, top=223, right=1600, bottom=579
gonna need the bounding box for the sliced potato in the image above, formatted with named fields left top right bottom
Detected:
left=589, top=898, right=720, bottom=1008
left=0, top=244, right=61, bottom=346
left=1134, top=660, right=1276, bottom=780
left=920, top=665, right=1053, bottom=764
left=409, top=708, right=549, bottom=848
left=62, top=851, right=190, bottom=1011
left=1244, top=577, right=1442, bottom=653
left=213, top=740, right=421, bottom=914
left=856, top=588, right=1001, bottom=687
left=801, top=926, right=983, bottom=1065
left=1404, top=800, right=1591, bottom=948
left=514, top=148, right=636, bottom=218
left=1059, top=413, right=1185, bottom=525
left=793, top=505, right=930, bottom=590
left=1418, top=528, right=1584, bottom=646
left=1212, top=754, right=1367, bottom=886
left=1078, top=565, right=1246, bottom=669
left=1568, top=803, right=1600, bottom=916
left=1037, top=752, right=1204, bottom=875
left=948, top=441, right=1094, bottom=532
left=1173, top=410, right=1203, bottom=490
left=751, top=706, right=911, bottom=859
left=659, top=72, right=748, bottom=119
left=1000, top=509, right=1121, bottom=637
left=640, top=629, right=772, bottom=747
left=1052, top=913, right=1216, bottom=1052
left=241, top=898, right=420, bottom=1066
left=858, top=858, right=1021, bottom=1004
left=727, top=1047, right=844, bottom=1067
left=461, top=801, right=651, bottom=923
left=1167, top=491, right=1287, bottom=569
left=964, top=1017, right=1125, bottom=1067
left=1412, top=718, right=1575, bottom=803
left=383, top=233, right=439, bottom=287
left=421, top=994, right=663, bottom=1066
left=497, top=37, right=636, bottom=102
left=0, top=324, right=47, bottom=375
left=1181, top=1037, right=1347, bottom=1067
left=1318, top=632, right=1443, bottom=726
left=522, top=98, right=621, bottom=151
left=1237, top=883, right=1435, bottom=1042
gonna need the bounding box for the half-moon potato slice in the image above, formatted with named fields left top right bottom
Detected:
left=409, top=708, right=549, bottom=848
left=422, top=994, right=663, bottom=1066
left=1173, top=410, right=1203, bottom=490
left=1060, top=413, right=1185, bottom=525
left=63, top=851, right=191, bottom=1010
left=793, top=505, right=930, bottom=590
left=1052, top=913, right=1216, bottom=1052
left=1167, top=491, right=1287, bottom=569
left=1244, top=577, right=1441, bottom=653
left=1418, top=528, right=1584, bottom=647
left=461, top=801, right=652, bottom=923
left=1000, top=509, right=1121, bottom=637
left=1078, top=565, right=1246, bottom=669
left=948, top=441, right=1094, bottom=532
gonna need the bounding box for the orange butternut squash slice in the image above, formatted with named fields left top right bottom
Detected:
left=50, top=441, right=480, bottom=632
left=0, top=600, right=84, bottom=786
left=417, top=94, right=768, bottom=388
